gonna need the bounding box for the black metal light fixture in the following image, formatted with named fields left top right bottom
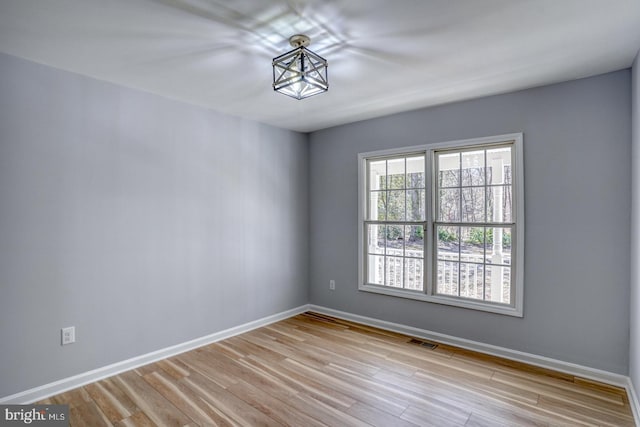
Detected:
left=272, top=34, right=328, bottom=100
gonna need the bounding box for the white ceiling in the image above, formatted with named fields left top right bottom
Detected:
left=1, top=0, right=639, bottom=133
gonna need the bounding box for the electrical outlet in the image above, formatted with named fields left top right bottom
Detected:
left=329, top=280, right=335, bottom=290
left=61, top=326, right=75, bottom=346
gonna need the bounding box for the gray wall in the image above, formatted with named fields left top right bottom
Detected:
left=631, top=51, right=640, bottom=397
left=309, top=70, right=631, bottom=374
left=0, top=53, right=309, bottom=398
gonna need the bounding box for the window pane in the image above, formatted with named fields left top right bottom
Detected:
left=504, top=165, right=512, bottom=185
left=461, top=187, right=485, bottom=222
left=405, top=225, right=424, bottom=258
left=406, top=156, right=425, bottom=188
left=485, top=227, right=511, bottom=265
left=369, top=190, right=386, bottom=221
left=486, top=265, right=511, bottom=304
left=367, top=224, right=385, bottom=255
left=460, top=263, right=484, bottom=300
left=437, top=260, right=459, bottom=296
left=406, top=189, right=425, bottom=221
left=504, top=186, right=513, bottom=223
left=385, top=225, right=404, bottom=256
left=487, top=147, right=511, bottom=185
left=486, top=185, right=512, bottom=223
left=387, top=158, right=405, bottom=189
left=461, top=150, right=485, bottom=186
left=387, top=190, right=406, bottom=221
left=404, top=258, right=423, bottom=291
left=460, top=227, right=485, bottom=263
left=369, top=159, right=387, bottom=190
left=385, top=256, right=404, bottom=288
left=438, top=152, right=460, bottom=188
left=367, top=255, right=385, bottom=285
left=438, top=189, right=460, bottom=222
left=437, top=225, right=459, bottom=261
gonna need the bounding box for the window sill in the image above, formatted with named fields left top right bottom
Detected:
left=358, top=284, right=523, bottom=317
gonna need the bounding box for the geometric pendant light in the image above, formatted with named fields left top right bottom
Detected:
left=272, top=34, right=328, bottom=100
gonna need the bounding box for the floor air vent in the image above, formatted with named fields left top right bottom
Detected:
left=304, top=312, right=338, bottom=323
left=408, top=338, right=438, bottom=349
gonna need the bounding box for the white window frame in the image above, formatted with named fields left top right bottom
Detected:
left=358, top=133, right=524, bottom=317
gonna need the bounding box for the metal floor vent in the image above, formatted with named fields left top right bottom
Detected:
left=408, top=338, right=438, bottom=350
left=304, top=312, right=338, bottom=324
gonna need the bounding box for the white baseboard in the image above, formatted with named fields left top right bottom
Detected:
left=627, top=377, right=640, bottom=426
left=0, top=304, right=311, bottom=404
left=308, top=305, right=630, bottom=389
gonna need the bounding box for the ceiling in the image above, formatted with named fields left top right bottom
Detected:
left=1, top=0, right=639, bottom=133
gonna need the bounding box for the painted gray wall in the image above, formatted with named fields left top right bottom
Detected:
left=631, top=51, right=640, bottom=397
left=309, top=71, right=631, bottom=374
left=0, top=53, right=309, bottom=398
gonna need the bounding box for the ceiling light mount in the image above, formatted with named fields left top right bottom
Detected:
left=288, top=34, right=310, bottom=48
left=272, top=34, right=328, bottom=100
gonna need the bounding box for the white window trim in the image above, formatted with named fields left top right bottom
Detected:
left=357, top=133, right=524, bottom=317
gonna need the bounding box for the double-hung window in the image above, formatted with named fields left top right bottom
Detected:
left=358, top=133, right=524, bottom=316
left=365, top=154, right=426, bottom=290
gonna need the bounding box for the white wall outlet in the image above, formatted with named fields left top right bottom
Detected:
left=61, top=326, right=75, bottom=345
left=329, top=279, right=335, bottom=290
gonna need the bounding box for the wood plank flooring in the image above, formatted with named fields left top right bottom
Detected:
left=37, top=312, right=636, bottom=426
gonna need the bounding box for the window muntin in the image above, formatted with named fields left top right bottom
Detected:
left=358, top=134, right=523, bottom=317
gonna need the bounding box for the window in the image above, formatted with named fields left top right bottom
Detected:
left=365, top=154, right=426, bottom=290
left=358, top=133, right=524, bottom=316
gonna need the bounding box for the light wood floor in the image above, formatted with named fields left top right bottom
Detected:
left=38, top=312, right=635, bottom=426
